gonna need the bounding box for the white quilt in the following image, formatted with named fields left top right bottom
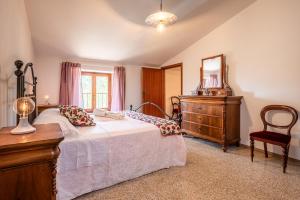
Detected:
left=34, top=109, right=186, bottom=200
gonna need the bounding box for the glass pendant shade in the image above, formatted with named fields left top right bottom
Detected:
left=145, top=0, right=177, bottom=31
left=11, top=97, right=36, bottom=134
left=145, top=11, right=177, bottom=27
left=156, top=22, right=166, bottom=32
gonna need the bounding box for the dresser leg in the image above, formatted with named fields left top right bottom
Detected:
left=235, top=141, right=240, bottom=147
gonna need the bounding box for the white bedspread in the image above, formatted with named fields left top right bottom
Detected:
left=34, top=109, right=186, bottom=200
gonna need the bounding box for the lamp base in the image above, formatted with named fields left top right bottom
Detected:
left=11, top=117, right=36, bottom=134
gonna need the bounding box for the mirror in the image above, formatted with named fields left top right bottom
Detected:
left=198, top=54, right=232, bottom=96
left=201, top=54, right=223, bottom=88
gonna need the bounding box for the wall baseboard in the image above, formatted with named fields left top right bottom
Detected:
left=240, top=144, right=300, bottom=162
left=183, top=135, right=300, bottom=161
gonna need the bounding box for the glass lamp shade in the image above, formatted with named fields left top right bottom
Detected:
left=145, top=11, right=177, bottom=27
left=11, top=97, right=36, bottom=134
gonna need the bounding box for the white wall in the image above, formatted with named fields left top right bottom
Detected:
left=35, top=55, right=61, bottom=105
left=124, top=66, right=142, bottom=110
left=163, top=0, right=300, bottom=159
left=0, top=0, right=35, bottom=127
left=35, top=55, right=142, bottom=109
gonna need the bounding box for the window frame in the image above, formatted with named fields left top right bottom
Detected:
left=81, top=71, right=112, bottom=112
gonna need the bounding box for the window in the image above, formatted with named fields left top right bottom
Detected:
left=81, top=72, right=112, bottom=111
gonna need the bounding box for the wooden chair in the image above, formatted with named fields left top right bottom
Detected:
left=171, top=96, right=181, bottom=119
left=250, top=105, right=298, bottom=173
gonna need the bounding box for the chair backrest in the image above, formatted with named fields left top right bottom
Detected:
left=260, top=105, right=298, bottom=136
left=171, top=96, right=180, bottom=105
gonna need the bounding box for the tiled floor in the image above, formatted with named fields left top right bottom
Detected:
left=77, top=137, right=300, bottom=200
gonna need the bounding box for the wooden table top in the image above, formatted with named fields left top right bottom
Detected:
left=0, top=123, right=64, bottom=151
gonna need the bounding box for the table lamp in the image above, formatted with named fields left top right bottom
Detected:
left=44, top=95, right=50, bottom=105
left=11, top=97, right=36, bottom=134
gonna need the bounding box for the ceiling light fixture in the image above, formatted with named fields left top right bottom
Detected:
left=145, top=0, right=177, bottom=32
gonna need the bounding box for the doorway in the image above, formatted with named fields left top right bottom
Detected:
left=141, top=63, right=182, bottom=118
left=162, top=63, right=182, bottom=116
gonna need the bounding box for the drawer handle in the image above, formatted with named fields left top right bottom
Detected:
left=197, top=116, right=202, bottom=120
left=197, top=107, right=202, bottom=110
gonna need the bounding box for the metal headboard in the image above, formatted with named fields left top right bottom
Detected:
left=14, top=60, right=37, bottom=124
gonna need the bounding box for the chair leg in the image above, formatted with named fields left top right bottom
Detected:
left=250, top=138, right=254, bottom=162
left=222, top=142, right=227, bottom=152
left=264, top=143, right=268, bottom=158
left=282, top=146, right=289, bottom=173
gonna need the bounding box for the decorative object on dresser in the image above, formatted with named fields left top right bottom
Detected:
left=38, top=104, right=59, bottom=115
left=180, top=54, right=242, bottom=152
left=250, top=105, right=298, bottom=173
left=0, top=123, right=64, bottom=200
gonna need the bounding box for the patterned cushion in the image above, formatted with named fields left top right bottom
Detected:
left=126, top=111, right=181, bottom=136
left=59, top=105, right=95, bottom=126
left=59, top=105, right=77, bottom=115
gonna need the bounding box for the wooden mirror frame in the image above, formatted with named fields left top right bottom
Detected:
left=200, top=54, right=224, bottom=89
left=199, top=54, right=232, bottom=96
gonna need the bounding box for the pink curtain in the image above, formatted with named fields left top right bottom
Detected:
left=59, top=62, right=81, bottom=106
left=111, top=66, right=126, bottom=111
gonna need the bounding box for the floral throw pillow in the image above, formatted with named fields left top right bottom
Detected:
left=59, top=105, right=77, bottom=115
left=59, top=105, right=95, bottom=126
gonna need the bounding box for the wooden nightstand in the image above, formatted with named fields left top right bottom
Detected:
left=37, top=104, right=59, bottom=115
left=0, top=123, right=64, bottom=200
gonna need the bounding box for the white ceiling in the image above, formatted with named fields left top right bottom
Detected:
left=25, top=0, right=255, bottom=67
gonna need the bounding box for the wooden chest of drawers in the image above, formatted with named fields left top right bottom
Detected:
left=0, top=123, right=64, bottom=200
left=180, top=95, right=242, bottom=152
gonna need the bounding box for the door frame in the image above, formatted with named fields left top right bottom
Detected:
left=161, top=63, right=183, bottom=113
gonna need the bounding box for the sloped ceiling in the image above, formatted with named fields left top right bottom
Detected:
left=25, top=0, right=255, bottom=66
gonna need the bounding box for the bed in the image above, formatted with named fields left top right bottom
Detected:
left=33, top=109, right=186, bottom=200
left=15, top=60, right=187, bottom=200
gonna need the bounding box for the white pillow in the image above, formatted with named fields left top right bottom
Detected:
left=93, top=108, right=107, bottom=117
left=34, top=108, right=79, bottom=137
